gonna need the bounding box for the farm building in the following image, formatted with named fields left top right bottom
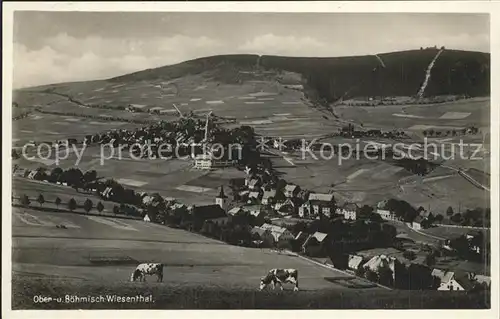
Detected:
left=308, top=193, right=335, bottom=217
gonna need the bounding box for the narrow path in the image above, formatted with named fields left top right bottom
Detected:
left=416, top=49, right=444, bottom=98
left=374, top=54, right=386, bottom=68
left=441, top=164, right=490, bottom=192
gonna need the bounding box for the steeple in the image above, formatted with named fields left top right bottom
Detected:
left=216, top=185, right=228, bottom=211
left=218, top=185, right=227, bottom=199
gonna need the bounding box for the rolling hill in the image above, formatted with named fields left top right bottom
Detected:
left=107, top=48, right=490, bottom=102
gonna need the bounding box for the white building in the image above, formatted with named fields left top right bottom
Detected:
left=308, top=193, right=335, bottom=217
left=336, top=203, right=358, bottom=220
left=431, top=269, right=475, bottom=291
left=194, top=154, right=213, bottom=169
left=284, top=184, right=300, bottom=198
left=376, top=209, right=398, bottom=221
left=193, top=152, right=235, bottom=170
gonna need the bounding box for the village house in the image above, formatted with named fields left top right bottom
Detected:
left=260, top=223, right=294, bottom=245
left=284, top=184, right=301, bottom=198
left=298, top=202, right=313, bottom=218
left=412, top=216, right=426, bottom=230
left=376, top=208, right=398, bottom=221
left=247, top=178, right=262, bottom=191
left=375, top=200, right=401, bottom=221
left=245, top=205, right=264, bottom=219
left=275, top=198, right=298, bottom=216
left=302, top=231, right=329, bottom=255
left=27, top=170, right=42, bottom=180
left=466, top=231, right=483, bottom=254
left=12, top=167, right=28, bottom=178
left=228, top=206, right=246, bottom=217
left=251, top=227, right=275, bottom=247
left=101, top=187, right=114, bottom=199
left=431, top=269, right=476, bottom=291
left=308, top=193, right=335, bottom=218
left=261, top=189, right=277, bottom=205
left=475, top=274, right=491, bottom=288
left=294, top=231, right=310, bottom=248
left=347, top=254, right=365, bottom=273
left=336, top=203, right=358, bottom=220
left=247, top=191, right=262, bottom=204
left=363, top=254, right=397, bottom=282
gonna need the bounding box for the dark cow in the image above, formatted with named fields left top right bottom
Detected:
left=259, top=268, right=299, bottom=291
left=130, top=263, right=164, bottom=282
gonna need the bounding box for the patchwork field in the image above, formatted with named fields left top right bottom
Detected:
left=335, top=97, right=489, bottom=132
left=14, top=72, right=341, bottom=143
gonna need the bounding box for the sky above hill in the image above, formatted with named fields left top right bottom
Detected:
left=12, top=12, right=489, bottom=88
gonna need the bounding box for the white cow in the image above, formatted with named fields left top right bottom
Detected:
left=259, top=268, right=299, bottom=291
left=130, top=263, right=164, bottom=282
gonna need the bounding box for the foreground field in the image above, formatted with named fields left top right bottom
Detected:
left=11, top=277, right=489, bottom=309
left=12, top=208, right=381, bottom=306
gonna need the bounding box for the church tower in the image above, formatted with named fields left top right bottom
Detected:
left=215, top=185, right=228, bottom=211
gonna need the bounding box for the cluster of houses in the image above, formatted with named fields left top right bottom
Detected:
left=233, top=172, right=360, bottom=221
left=375, top=200, right=429, bottom=230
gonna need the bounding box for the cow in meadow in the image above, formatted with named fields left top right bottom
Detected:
left=130, top=263, right=164, bottom=282
left=259, top=268, right=299, bottom=291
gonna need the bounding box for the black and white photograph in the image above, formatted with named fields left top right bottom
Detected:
left=2, top=1, right=498, bottom=314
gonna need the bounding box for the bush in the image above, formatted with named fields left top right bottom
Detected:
left=68, top=198, right=77, bottom=212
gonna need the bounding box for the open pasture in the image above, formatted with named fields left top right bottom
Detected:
left=12, top=178, right=119, bottom=214
left=12, top=208, right=375, bottom=294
